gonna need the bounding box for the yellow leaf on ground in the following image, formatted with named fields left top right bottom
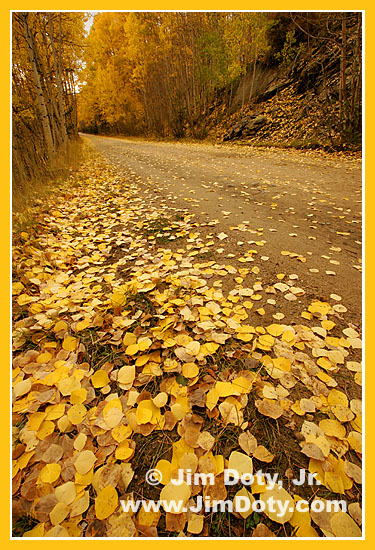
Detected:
left=115, top=440, right=134, bottom=461
left=187, top=513, right=204, bottom=534
left=160, top=481, right=191, bottom=513
left=228, top=451, right=253, bottom=478
left=70, top=388, right=87, bottom=405
left=234, top=486, right=255, bottom=519
left=125, top=343, right=139, bottom=356
left=266, top=324, right=284, bottom=337
left=67, top=404, right=87, bottom=425
left=95, top=485, right=119, bottom=520
left=136, top=400, right=154, bottom=424
left=152, top=392, right=168, bottom=408
left=137, top=504, right=161, bottom=527
left=185, top=341, right=201, bottom=356
left=260, top=486, right=294, bottom=523
left=91, top=369, right=110, bottom=388
left=70, top=491, right=90, bottom=518
left=23, top=523, right=45, bottom=537
left=328, top=389, right=348, bottom=407
left=74, top=450, right=97, bottom=475
left=330, top=511, right=362, bottom=537
left=319, top=419, right=346, bottom=439
left=14, top=379, right=32, bottom=398
left=138, top=337, right=152, bottom=351
left=154, top=459, right=172, bottom=485
left=62, top=335, right=78, bottom=351
left=112, top=424, right=132, bottom=442
left=37, top=420, right=55, bottom=440
left=39, top=463, right=61, bottom=484
left=74, top=433, right=87, bottom=451
left=182, top=362, right=199, bottom=378
left=55, top=481, right=76, bottom=505
left=257, top=399, right=284, bottom=419
left=253, top=445, right=274, bottom=463
left=76, top=318, right=91, bottom=331
left=50, top=502, right=70, bottom=526
left=117, top=365, right=135, bottom=385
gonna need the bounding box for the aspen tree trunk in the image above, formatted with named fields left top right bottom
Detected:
left=241, top=75, right=245, bottom=113
left=351, top=13, right=362, bottom=136
left=228, top=81, right=233, bottom=110
left=59, top=14, right=70, bottom=141
left=48, top=14, right=68, bottom=148
left=63, top=70, right=74, bottom=134
left=249, top=44, right=258, bottom=103
left=38, top=24, right=61, bottom=147
left=339, top=12, right=347, bottom=136
left=22, top=13, right=54, bottom=157
left=68, top=70, right=78, bottom=136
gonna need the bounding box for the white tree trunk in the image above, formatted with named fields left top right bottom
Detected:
left=22, top=13, right=54, bottom=157
left=48, top=14, right=68, bottom=149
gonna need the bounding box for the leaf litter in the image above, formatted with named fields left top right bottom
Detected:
left=12, top=145, right=362, bottom=538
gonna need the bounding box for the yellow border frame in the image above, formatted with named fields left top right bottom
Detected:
left=4, top=3, right=370, bottom=547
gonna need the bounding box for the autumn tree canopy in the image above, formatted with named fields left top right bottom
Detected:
left=78, top=12, right=361, bottom=144
left=78, top=13, right=276, bottom=138
left=12, top=12, right=85, bottom=187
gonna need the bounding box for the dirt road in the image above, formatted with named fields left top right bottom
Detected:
left=82, top=134, right=362, bottom=325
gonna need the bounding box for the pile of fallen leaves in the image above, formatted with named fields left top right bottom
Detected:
left=205, top=85, right=343, bottom=149
left=12, top=145, right=362, bottom=537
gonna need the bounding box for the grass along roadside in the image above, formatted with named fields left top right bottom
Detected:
left=12, top=138, right=85, bottom=233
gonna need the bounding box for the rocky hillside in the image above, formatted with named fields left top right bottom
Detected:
left=201, top=37, right=361, bottom=151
